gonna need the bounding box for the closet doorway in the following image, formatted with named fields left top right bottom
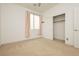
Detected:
left=53, top=14, right=65, bottom=42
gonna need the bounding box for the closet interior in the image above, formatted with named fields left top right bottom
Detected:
left=53, top=14, right=65, bottom=41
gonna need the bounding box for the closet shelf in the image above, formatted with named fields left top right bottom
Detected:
left=53, top=20, right=65, bottom=23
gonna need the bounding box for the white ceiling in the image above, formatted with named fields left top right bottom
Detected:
left=17, top=3, right=58, bottom=13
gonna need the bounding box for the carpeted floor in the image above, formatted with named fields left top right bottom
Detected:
left=0, top=38, right=79, bottom=56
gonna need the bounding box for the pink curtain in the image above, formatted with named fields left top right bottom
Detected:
left=39, top=16, right=42, bottom=35
left=25, top=11, right=30, bottom=38
left=25, top=11, right=42, bottom=37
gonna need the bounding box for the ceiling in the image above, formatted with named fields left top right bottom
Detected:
left=17, top=3, right=58, bottom=13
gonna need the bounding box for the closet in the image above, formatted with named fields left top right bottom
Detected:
left=53, top=14, right=65, bottom=41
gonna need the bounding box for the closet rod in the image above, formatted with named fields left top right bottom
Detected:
left=53, top=20, right=65, bottom=23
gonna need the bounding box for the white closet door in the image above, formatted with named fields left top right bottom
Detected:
left=74, top=8, right=79, bottom=48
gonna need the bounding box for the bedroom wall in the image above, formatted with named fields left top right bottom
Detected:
left=0, top=4, right=41, bottom=45
left=0, top=4, right=1, bottom=44
left=42, top=4, right=74, bottom=45
left=0, top=4, right=26, bottom=44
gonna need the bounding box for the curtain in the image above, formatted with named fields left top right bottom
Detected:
left=39, top=15, right=42, bottom=35
left=25, top=11, right=42, bottom=37
left=25, top=11, right=30, bottom=38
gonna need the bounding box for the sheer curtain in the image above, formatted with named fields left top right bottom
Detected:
left=39, top=16, right=42, bottom=35
left=25, top=11, right=30, bottom=38
left=25, top=11, right=42, bottom=38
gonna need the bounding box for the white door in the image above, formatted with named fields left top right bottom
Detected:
left=74, top=8, right=79, bottom=48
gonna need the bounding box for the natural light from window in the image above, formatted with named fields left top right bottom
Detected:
left=30, top=13, right=40, bottom=30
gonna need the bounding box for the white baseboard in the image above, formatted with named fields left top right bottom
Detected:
left=42, top=37, right=53, bottom=40
left=1, top=39, right=26, bottom=45
left=74, top=44, right=79, bottom=48
left=0, top=36, right=42, bottom=46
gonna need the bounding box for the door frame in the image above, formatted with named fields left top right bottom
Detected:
left=52, top=13, right=65, bottom=42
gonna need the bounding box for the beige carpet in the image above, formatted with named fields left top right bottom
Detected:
left=0, top=38, right=79, bottom=56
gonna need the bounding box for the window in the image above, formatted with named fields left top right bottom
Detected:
left=30, top=14, right=34, bottom=29
left=34, top=15, right=40, bottom=29
left=30, top=13, right=40, bottom=29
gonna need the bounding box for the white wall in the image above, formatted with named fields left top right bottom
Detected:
left=30, top=29, right=41, bottom=39
left=0, top=4, right=1, bottom=44
left=0, top=4, right=41, bottom=45
left=42, top=17, right=53, bottom=40
left=42, top=4, right=74, bottom=45
left=0, top=4, right=26, bottom=44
